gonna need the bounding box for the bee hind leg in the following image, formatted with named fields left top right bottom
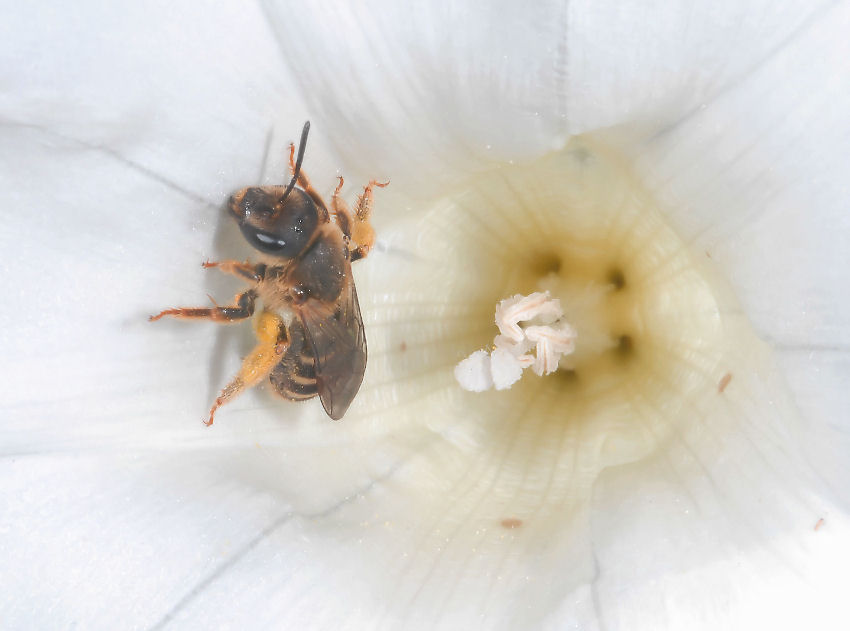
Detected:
left=206, top=311, right=289, bottom=425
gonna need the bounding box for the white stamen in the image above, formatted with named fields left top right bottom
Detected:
left=525, top=322, right=577, bottom=376
left=490, top=347, right=525, bottom=390
left=454, top=349, right=494, bottom=392
left=494, top=292, right=563, bottom=342
left=456, top=292, right=577, bottom=391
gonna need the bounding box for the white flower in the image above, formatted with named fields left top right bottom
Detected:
left=1, top=1, right=849, bottom=630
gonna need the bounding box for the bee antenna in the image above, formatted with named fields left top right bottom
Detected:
left=281, top=121, right=310, bottom=203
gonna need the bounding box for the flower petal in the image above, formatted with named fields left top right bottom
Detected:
left=261, top=0, right=571, bottom=193
left=598, top=0, right=850, bottom=482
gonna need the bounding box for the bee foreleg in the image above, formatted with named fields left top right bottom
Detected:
left=149, top=290, right=256, bottom=323
left=288, top=142, right=330, bottom=221
left=349, top=179, right=388, bottom=262
left=330, top=176, right=354, bottom=239
left=206, top=311, right=289, bottom=425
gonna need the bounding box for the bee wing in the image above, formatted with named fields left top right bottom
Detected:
left=298, top=269, right=367, bottom=420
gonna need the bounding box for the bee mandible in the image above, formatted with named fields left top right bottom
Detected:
left=151, top=122, right=387, bottom=424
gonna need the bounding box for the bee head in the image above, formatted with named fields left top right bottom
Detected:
left=229, top=186, right=319, bottom=258
left=227, top=121, right=317, bottom=259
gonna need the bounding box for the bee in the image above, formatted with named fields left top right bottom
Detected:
left=151, top=122, right=387, bottom=424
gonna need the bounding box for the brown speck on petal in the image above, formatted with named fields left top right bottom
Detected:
left=718, top=372, right=732, bottom=393
left=500, top=518, right=523, bottom=529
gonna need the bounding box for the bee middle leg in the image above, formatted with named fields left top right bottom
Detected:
left=149, top=290, right=256, bottom=323
left=332, top=178, right=388, bottom=262
left=206, top=310, right=289, bottom=425
left=202, top=259, right=266, bottom=283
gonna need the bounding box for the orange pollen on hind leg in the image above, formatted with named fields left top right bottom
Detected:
left=255, top=311, right=285, bottom=343
left=204, top=311, right=288, bottom=426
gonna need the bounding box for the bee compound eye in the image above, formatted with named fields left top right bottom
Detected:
left=239, top=224, right=288, bottom=254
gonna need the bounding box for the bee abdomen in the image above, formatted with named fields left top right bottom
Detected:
left=275, top=367, right=318, bottom=400
left=269, top=320, right=319, bottom=402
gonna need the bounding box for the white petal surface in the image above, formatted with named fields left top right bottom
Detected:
left=599, top=1, right=850, bottom=484
left=261, top=0, right=572, bottom=194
